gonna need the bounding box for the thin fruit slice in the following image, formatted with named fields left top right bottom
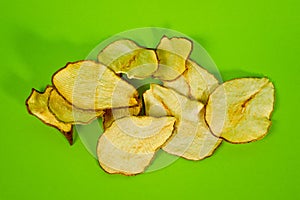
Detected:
left=163, top=59, right=219, bottom=103
left=25, top=86, right=73, bottom=144
left=153, top=36, right=192, bottom=81
left=103, top=98, right=142, bottom=129
left=97, top=116, right=176, bottom=175
left=48, top=89, right=105, bottom=124
left=205, top=77, right=275, bottom=143
left=52, top=60, right=138, bottom=110
left=144, top=84, right=222, bottom=160
left=97, top=39, right=158, bottom=79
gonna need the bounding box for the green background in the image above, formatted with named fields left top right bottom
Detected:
left=0, top=0, right=299, bottom=199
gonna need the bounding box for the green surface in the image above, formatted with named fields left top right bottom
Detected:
left=0, top=0, right=299, bottom=199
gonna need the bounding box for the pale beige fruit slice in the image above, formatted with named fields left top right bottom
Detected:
left=97, top=116, right=176, bottom=175
left=103, top=98, right=142, bottom=130
left=52, top=60, right=138, bottom=110
left=205, top=78, right=275, bottom=143
left=25, top=86, right=73, bottom=144
left=163, top=59, right=219, bottom=103
left=48, top=89, right=105, bottom=124
left=97, top=39, right=158, bottom=79
left=144, top=84, right=222, bottom=160
left=153, top=36, right=192, bottom=81
left=143, top=89, right=171, bottom=117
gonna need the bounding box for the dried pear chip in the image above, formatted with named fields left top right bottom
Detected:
left=103, top=98, right=142, bottom=130
left=163, top=59, right=219, bottom=103
left=97, top=39, right=158, bottom=79
left=205, top=78, right=275, bottom=143
left=144, top=84, right=222, bottom=160
left=97, top=116, right=176, bottom=175
left=143, top=89, right=170, bottom=117
left=25, top=86, right=73, bottom=144
left=52, top=60, right=138, bottom=110
left=48, top=89, right=105, bottom=124
left=153, top=36, right=192, bottom=81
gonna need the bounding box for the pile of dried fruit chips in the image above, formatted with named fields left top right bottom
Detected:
left=26, top=36, right=275, bottom=175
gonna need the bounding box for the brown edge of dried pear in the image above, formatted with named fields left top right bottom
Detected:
left=25, top=86, right=74, bottom=145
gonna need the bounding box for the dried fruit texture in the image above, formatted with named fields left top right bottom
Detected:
left=206, top=78, right=275, bottom=143
left=144, top=84, right=222, bottom=160
left=48, top=89, right=105, bottom=124
left=97, top=116, right=176, bottom=175
left=153, top=36, right=192, bottom=81
left=103, top=98, right=142, bottom=130
left=97, top=39, right=158, bottom=79
left=26, top=86, right=73, bottom=144
left=163, top=60, right=219, bottom=104
left=52, top=60, right=139, bottom=110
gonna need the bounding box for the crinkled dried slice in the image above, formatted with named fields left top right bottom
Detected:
left=97, top=39, right=158, bottom=79
left=52, top=60, right=138, bottom=110
left=25, top=86, right=73, bottom=144
left=205, top=78, right=275, bottom=143
left=48, top=89, right=105, bottom=124
left=144, top=84, right=222, bottom=160
left=103, top=98, right=142, bottom=129
left=143, top=89, right=170, bottom=117
left=97, top=116, right=176, bottom=175
left=163, top=59, right=219, bottom=103
left=153, top=36, right=192, bottom=81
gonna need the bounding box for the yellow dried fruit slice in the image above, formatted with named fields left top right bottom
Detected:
left=52, top=60, right=138, bottom=110
left=205, top=78, right=275, bottom=143
left=97, top=39, right=158, bottom=79
left=163, top=59, right=219, bottom=103
left=25, top=86, right=73, bottom=144
left=153, top=36, right=192, bottom=81
left=48, top=89, right=105, bottom=124
left=144, top=84, right=222, bottom=160
left=97, top=116, right=176, bottom=175
left=103, top=98, right=142, bottom=129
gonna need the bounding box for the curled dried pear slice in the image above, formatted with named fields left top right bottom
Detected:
left=205, top=77, right=275, bottom=143
left=26, top=86, right=73, bottom=144
left=48, top=89, right=105, bottom=124
left=144, top=84, right=222, bottom=160
left=52, top=60, right=138, bottom=110
left=163, top=59, right=219, bottom=103
left=97, top=116, right=176, bottom=175
left=97, top=39, right=158, bottom=79
left=153, top=36, right=192, bottom=81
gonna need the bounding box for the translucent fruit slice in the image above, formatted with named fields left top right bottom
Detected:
left=25, top=86, right=73, bottom=144
left=97, top=116, right=176, bottom=175
left=205, top=78, right=275, bottom=143
left=48, top=89, right=105, bottom=124
left=153, top=36, right=192, bottom=81
left=52, top=60, right=139, bottom=110
left=163, top=59, right=219, bottom=103
left=144, top=84, right=222, bottom=160
left=97, top=39, right=158, bottom=79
